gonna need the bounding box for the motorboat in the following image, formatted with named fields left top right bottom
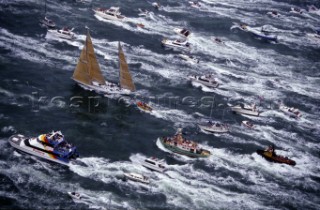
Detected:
left=242, top=120, right=254, bottom=129
left=152, top=2, right=160, bottom=10
left=124, top=172, right=150, bottom=184
left=93, top=7, right=126, bottom=21
left=189, top=1, right=201, bottom=8
left=188, top=74, right=219, bottom=88
left=256, top=146, right=296, bottom=166
left=178, top=54, right=199, bottom=64
left=267, top=11, right=281, bottom=18
left=211, top=37, right=225, bottom=45
left=40, top=16, right=56, bottom=28
left=308, top=5, right=320, bottom=14
left=138, top=8, right=150, bottom=17
left=136, top=101, right=152, bottom=113
left=162, top=39, right=190, bottom=50
left=68, top=192, right=82, bottom=200
left=47, top=27, right=75, bottom=40
left=8, top=131, right=79, bottom=166
left=198, top=121, right=229, bottom=134
left=279, top=104, right=301, bottom=118
left=235, top=24, right=277, bottom=42
left=158, top=129, right=211, bottom=158
left=290, top=7, right=303, bottom=15
left=173, top=28, right=191, bottom=38
left=136, top=23, right=145, bottom=28
left=142, top=157, right=166, bottom=173
left=230, top=103, right=260, bottom=116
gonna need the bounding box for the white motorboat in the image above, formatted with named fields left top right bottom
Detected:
left=124, top=172, right=150, bottom=184
left=47, top=27, right=75, bottom=40
left=178, top=54, right=199, bottom=64
left=40, top=16, right=56, bottom=28
left=290, top=7, right=303, bottom=15
left=189, top=1, right=201, bottom=8
left=188, top=75, right=219, bottom=88
left=230, top=104, right=260, bottom=116
left=198, top=121, right=229, bottom=133
left=93, top=7, right=126, bottom=21
left=308, top=5, right=320, bottom=15
left=211, top=37, right=225, bottom=45
left=8, top=131, right=79, bottom=166
left=152, top=2, right=160, bottom=10
left=162, top=39, right=190, bottom=50
left=138, top=8, right=150, bottom=17
left=279, top=105, right=301, bottom=118
left=246, top=25, right=277, bottom=42
left=68, top=192, right=82, bottom=200
left=72, top=30, right=136, bottom=96
left=267, top=11, right=281, bottom=18
left=173, top=28, right=191, bottom=38
left=142, top=157, right=166, bottom=173
left=242, top=120, right=255, bottom=129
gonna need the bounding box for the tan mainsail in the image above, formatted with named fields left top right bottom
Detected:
left=118, top=42, right=136, bottom=91
left=72, top=31, right=106, bottom=85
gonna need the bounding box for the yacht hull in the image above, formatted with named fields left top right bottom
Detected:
left=198, top=125, right=229, bottom=133
left=231, top=106, right=259, bottom=116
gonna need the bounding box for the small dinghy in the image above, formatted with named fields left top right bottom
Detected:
left=136, top=23, right=145, bottom=28
left=124, top=172, right=150, bottom=184
left=173, top=28, right=191, bottom=38
left=189, top=1, right=201, bottom=8
left=211, top=37, right=225, bottom=45
left=136, top=101, right=152, bottom=113
left=152, top=2, right=160, bottom=10
left=68, top=192, right=82, bottom=200
left=40, top=16, right=56, bottom=28
left=242, top=121, right=254, bottom=129
left=267, top=11, right=281, bottom=18
left=162, top=39, right=190, bottom=50
left=290, top=7, right=303, bottom=15
left=178, top=54, right=199, bottom=64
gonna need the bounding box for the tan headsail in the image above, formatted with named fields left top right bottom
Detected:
left=72, top=30, right=106, bottom=85
left=118, top=42, right=136, bottom=92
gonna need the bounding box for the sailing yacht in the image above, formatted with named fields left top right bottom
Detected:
left=39, top=0, right=56, bottom=28
left=72, top=29, right=136, bottom=96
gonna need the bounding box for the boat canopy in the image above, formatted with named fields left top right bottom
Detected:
left=38, top=131, right=64, bottom=147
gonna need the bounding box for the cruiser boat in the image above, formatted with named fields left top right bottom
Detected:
left=72, top=29, right=136, bottom=96
left=256, top=146, right=296, bottom=166
left=178, top=54, right=199, bottom=64
left=68, top=192, right=82, bottom=200
left=159, top=129, right=211, bottom=158
left=279, top=104, right=301, bottom=118
left=173, top=28, right=191, bottom=38
left=47, top=27, right=75, bottom=40
left=242, top=120, right=254, bottom=129
left=136, top=101, right=152, bottom=113
left=142, top=157, right=166, bottom=173
left=40, top=16, right=56, bottom=28
left=93, top=7, right=126, bottom=21
left=230, top=103, right=260, bottom=116
left=8, top=131, right=79, bottom=166
left=124, top=172, right=150, bottom=184
left=198, top=121, right=229, bottom=134
left=162, top=39, right=190, bottom=50
left=188, top=74, right=219, bottom=88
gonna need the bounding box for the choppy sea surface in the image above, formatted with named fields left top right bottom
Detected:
left=0, top=0, right=320, bottom=209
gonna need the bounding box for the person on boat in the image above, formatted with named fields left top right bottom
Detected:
left=265, top=145, right=275, bottom=156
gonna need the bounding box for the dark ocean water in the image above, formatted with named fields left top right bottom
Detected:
left=0, top=0, right=320, bottom=209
